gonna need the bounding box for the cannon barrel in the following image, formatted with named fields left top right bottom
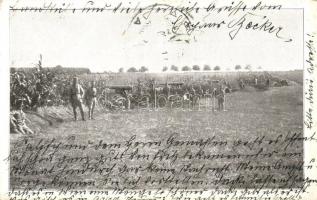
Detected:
left=168, top=82, right=184, bottom=86
left=153, top=82, right=183, bottom=87
left=105, top=85, right=133, bottom=90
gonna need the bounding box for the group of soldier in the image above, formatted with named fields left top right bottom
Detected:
left=70, top=77, right=226, bottom=120
left=70, top=77, right=97, bottom=121
left=10, top=76, right=227, bottom=134
left=10, top=77, right=97, bottom=134
left=177, top=85, right=226, bottom=111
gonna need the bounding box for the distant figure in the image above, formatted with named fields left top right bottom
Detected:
left=216, top=86, right=225, bottom=111
left=163, top=83, right=170, bottom=97
left=86, top=81, right=97, bottom=120
left=182, top=89, right=191, bottom=110
left=198, top=85, right=204, bottom=96
left=189, top=85, right=200, bottom=109
left=212, top=88, right=217, bottom=111
left=190, top=85, right=196, bottom=96
left=11, top=100, right=34, bottom=134
left=183, top=89, right=190, bottom=101
left=70, top=77, right=85, bottom=121
left=239, top=79, right=245, bottom=89
left=255, top=78, right=258, bottom=85
left=124, top=90, right=131, bottom=110
left=266, top=79, right=270, bottom=87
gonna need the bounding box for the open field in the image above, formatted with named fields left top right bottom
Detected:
left=10, top=82, right=303, bottom=190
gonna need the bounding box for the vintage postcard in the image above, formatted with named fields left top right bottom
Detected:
left=0, top=0, right=316, bottom=199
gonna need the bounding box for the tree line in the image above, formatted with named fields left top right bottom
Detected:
left=119, top=65, right=262, bottom=73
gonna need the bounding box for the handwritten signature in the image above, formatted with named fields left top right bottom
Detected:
left=170, top=12, right=292, bottom=42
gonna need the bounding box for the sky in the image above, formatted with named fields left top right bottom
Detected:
left=9, top=6, right=304, bottom=72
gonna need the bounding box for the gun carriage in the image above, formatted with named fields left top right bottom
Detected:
left=98, top=85, right=132, bottom=111
left=153, top=82, right=185, bottom=108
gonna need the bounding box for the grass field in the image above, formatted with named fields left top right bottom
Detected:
left=10, top=81, right=303, bottom=190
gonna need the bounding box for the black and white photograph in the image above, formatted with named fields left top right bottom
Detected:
left=2, top=0, right=317, bottom=199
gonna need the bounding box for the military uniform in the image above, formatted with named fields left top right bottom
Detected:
left=70, top=78, right=85, bottom=121
left=217, top=88, right=225, bottom=111
left=10, top=100, right=34, bottom=135
left=86, top=83, right=97, bottom=119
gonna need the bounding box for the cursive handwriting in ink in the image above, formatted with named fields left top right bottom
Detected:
left=306, top=33, right=316, bottom=74
left=227, top=12, right=291, bottom=42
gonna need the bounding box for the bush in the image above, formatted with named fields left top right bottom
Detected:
left=192, top=65, right=200, bottom=71
left=139, top=66, right=148, bottom=72
left=170, top=65, right=178, bottom=71
left=182, top=66, right=191, bottom=71
left=235, top=65, right=241, bottom=70
left=127, top=67, right=138, bottom=72
left=203, top=65, right=211, bottom=71
left=214, top=66, right=221, bottom=71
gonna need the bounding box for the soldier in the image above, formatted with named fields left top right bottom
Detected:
left=11, top=100, right=34, bottom=135
left=189, top=85, right=199, bottom=109
left=122, top=89, right=131, bottom=110
left=162, top=83, right=169, bottom=97
left=212, top=88, right=217, bottom=111
left=70, top=77, right=85, bottom=121
left=86, top=81, right=97, bottom=120
left=216, top=86, right=225, bottom=111
left=239, top=79, right=245, bottom=89
left=182, top=89, right=191, bottom=110
left=190, top=85, right=196, bottom=96
left=266, top=78, right=270, bottom=87
left=198, top=85, right=204, bottom=96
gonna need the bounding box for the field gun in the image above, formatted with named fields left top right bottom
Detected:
left=167, top=82, right=184, bottom=87
left=105, top=85, right=133, bottom=90
left=98, top=85, right=133, bottom=111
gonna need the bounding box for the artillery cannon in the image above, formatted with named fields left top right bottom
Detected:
left=154, top=82, right=185, bottom=109
left=98, top=85, right=132, bottom=111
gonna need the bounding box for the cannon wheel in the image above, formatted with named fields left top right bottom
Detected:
left=137, top=94, right=150, bottom=109
left=157, top=95, right=167, bottom=108
left=168, top=95, right=182, bottom=109
left=97, top=96, right=112, bottom=110
left=112, top=95, right=127, bottom=111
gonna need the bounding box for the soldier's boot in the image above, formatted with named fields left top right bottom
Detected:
left=79, top=106, right=85, bottom=121
left=219, top=102, right=223, bottom=111
left=91, top=111, right=94, bottom=120
left=88, top=109, right=91, bottom=120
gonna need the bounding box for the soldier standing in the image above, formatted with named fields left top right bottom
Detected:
left=163, top=83, right=170, bottom=97
left=122, top=89, right=131, bottom=110
left=70, top=77, right=85, bottom=121
left=86, top=81, right=97, bottom=120
left=266, top=79, right=270, bottom=87
left=216, top=86, right=225, bottom=111
left=212, top=88, right=217, bottom=111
